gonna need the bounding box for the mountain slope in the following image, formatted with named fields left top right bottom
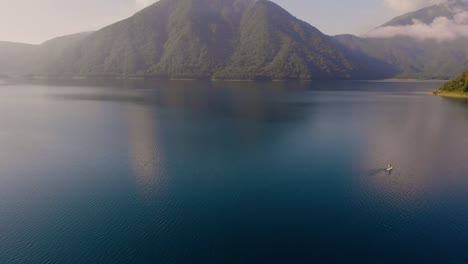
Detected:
left=214, top=1, right=394, bottom=80
left=438, top=70, right=468, bottom=93
left=334, top=34, right=468, bottom=79
left=0, top=33, right=93, bottom=76
left=50, top=0, right=238, bottom=78
left=48, top=0, right=390, bottom=80
left=0, top=0, right=393, bottom=80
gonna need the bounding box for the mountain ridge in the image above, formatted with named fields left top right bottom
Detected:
left=0, top=0, right=465, bottom=80
left=380, top=0, right=468, bottom=27
left=0, top=0, right=394, bottom=80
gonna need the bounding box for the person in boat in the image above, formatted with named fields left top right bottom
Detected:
left=387, top=164, right=393, bottom=174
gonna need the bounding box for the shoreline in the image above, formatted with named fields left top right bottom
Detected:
left=371, top=79, right=447, bottom=83
left=434, top=91, right=468, bottom=99
left=0, top=75, right=452, bottom=83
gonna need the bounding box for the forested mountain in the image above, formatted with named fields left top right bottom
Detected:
left=334, top=35, right=468, bottom=79
left=438, top=70, right=468, bottom=93
left=1, top=0, right=466, bottom=80
left=211, top=1, right=393, bottom=80
left=0, top=0, right=393, bottom=80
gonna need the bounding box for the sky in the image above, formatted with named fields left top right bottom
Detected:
left=0, top=0, right=448, bottom=44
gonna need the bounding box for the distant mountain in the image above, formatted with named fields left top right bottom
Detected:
left=0, top=0, right=392, bottom=80
left=334, top=35, right=468, bottom=79
left=335, top=0, right=468, bottom=79
left=438, top=70, right=468, bottom=93
left=0, top=42, right=35, bottom=76
left=381, top=0, right=468, bottom=27
left=0, top=32, right=92, bottom=77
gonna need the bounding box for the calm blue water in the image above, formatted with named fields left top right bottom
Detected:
left=1, top=80, right=468, bottom=263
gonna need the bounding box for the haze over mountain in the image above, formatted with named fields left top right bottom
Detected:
left=336, top=0, right=468, bottom=79
left=0, top=0, right=395, bottom=80
left=369, top=0, right=468, bottom=41
left=382, top=0, right=468, bottom=27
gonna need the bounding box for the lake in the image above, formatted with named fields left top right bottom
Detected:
left=1, top=79, right=468, bottom=263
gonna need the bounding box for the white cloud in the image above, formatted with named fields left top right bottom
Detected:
left=383, top=0, right=445, bottom=13
left=366, top=11, right=468, bottom=41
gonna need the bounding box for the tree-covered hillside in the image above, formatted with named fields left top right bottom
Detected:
left=0, top=0, right=393, bottom=80
left=439, top=71, right=468, bottom=93
left=214, top=1, right=394, bottom=80
left=334, top=34, right=468, bottom=80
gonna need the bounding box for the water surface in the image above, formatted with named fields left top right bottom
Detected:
left=1, top=80, right=468, bottom=263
